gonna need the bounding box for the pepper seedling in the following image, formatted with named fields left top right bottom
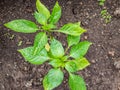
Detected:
left=4, top=0, right=92, bottom=90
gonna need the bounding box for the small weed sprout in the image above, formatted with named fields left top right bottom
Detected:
left=101, top=9, right=112, bottom=23
left=98, top=0, right=112, bottom=23
left=98, top=0, right=106, bottom=6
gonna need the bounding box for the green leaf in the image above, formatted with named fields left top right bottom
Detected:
left=18, top=47, right=33, bottom=60
left=36, top=0, right=50, bottom=20
left=67, top=35, right=80, bottom=47
left=29, top=48, right=49, bottom=65
left=69, top=73, right=86, bottom=90
left=65, top=60, right=78, bottom=73
left=18, top=47, right=49, bottom=65
left=70, top=41, right=92, bottom=59
left=34, top=11, right=47, bottom=25
left=61, top=56, right=68, bottom=61
left=49, top=59, right=64, bottom=68
left=65, top=58, right=90, bottom=72
left=42, top=24, right=56, bottom=30
left=50, top=38, right=64, bottom=58
left=49, top=1, right=61, bottom=24
left=72, top=58, right=90, bottom=71
left=33, top=32, right=48, bottom=55
left=4, top=19, right=39, bottom=33
left=59, top=23, right=86, bottom=36
left=43, top=68, right=64, bottom=90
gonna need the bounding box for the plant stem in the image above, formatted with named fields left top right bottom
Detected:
left=65, top=46, right=70, bottom=54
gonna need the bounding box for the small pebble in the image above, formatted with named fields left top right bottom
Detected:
left=91, top=60, right=96, bottom=63
left=108, top=51, right=115, bottom=56
left=114, top=60, right=120, bottom=69
left=25, top=81, right=32, bottom=87
left=24, top=67, right=28, bottom=71
left=114, top=8, right=120, bottom=17
left=84, top=36, right=88, bottom=39
left=26, top=41, right=32, bottom=45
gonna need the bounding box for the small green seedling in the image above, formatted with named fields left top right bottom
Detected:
left=101, top=9, right=112, bottom=23
left=98, top=0, right=106, bottom=6
left=4, top=0, right=92, bottom=90
left=98, top=0, right=112, bottom=23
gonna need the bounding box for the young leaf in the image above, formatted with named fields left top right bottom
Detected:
left=59, top=23, right=86, bottom=36
left=49, top=1, right=61, bottom=24
left=18, top=47, right=49, bottom=65
left=49, top=59, right=64, bottom=68
left=67, top=35, right=80, bottom=47
left=65, top=58, right=90, bottom=72
left=36, top=0, right=50, bottom=20
left=50, top=38, right=64, bottom=58
left=33, top=32, right=48, bottom=55
left=65, top=60, right=78, bottom=73
left=42, top=24, right=56, bottom=30
left=18, top=46, right=33, bottom=60
left=34, top=11, right=47, bottom=25
left=69, top=73, right=86, bottom=90
left=76, top=58, right=90, bottom=70
left=29, top=48, right=49, bottom=65
left=43, top=68, right=64, bottom=90
left=45, top=43, right=50, bottom=52
left=70, top=41, right=92, bottom=59
left=4, top=19, right=39, bottom=33
left=61, top=56, right=68, bottom=61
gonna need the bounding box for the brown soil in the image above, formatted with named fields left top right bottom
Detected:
left=0, top=0, right=120, bottom=90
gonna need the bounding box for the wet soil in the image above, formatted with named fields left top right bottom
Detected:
left=0, top=0, right=120, bottom=90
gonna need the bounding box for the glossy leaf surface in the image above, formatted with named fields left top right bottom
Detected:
left=67, top=35, right=80, bottom=47
left=49, top=2, right=61, bottom=24
left=65, top=58, right=90, bottom=72
left=43, top=68, right=64, bottom=90
left=33, top=32, right=48, bottom=55
left=18, top=47, right=49, bottom=65
left=42, top=24, right=56, bottom=30
left=34, top=11, right=47, bottom=25
left=49, top=59, right=64, bottom=68
left=50, top=38, right=64, bottom=58
left=4, top=19, right=39, bottom=33
left=59, top=23, right=86, bottom=36
left=36, top=0, right=50, bottom=19
left=69, top=73, right=86, bottom=90
left=70, top=41, right=92, bottom=59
